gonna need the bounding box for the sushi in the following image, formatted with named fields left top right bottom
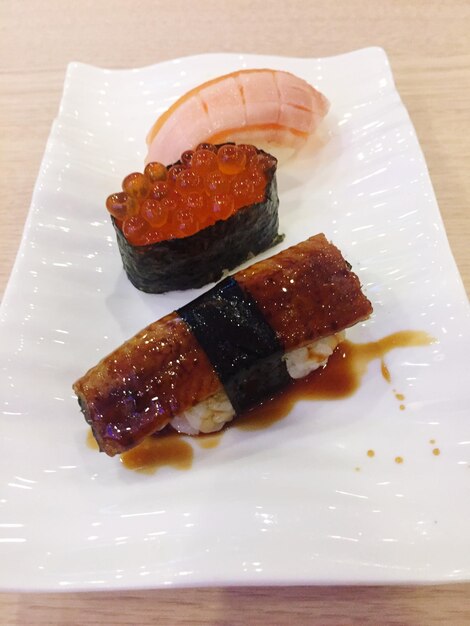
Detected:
left=73, top=234, right=373, bottom=457
left=146, top=69, right=330, bottom=166
left=106, top=143, right=282, bottom=293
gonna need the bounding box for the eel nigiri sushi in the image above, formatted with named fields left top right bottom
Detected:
left=146, top=69, right=330, bottom=166
left=106, top=143, right=282, bottom=293
left=73, top=234, right=373, bottom=457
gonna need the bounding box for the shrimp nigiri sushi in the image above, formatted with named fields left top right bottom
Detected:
left=106, top=143, right=282, bottom=293
left=146, top=69, right=330, bottom=166
left=73, top=234, right=372, bottom=456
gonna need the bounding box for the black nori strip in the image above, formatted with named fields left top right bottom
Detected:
left=177, top=276, right=290, bottom=414
left=112, top=149, right=282, bottom=294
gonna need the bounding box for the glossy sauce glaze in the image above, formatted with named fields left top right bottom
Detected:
left=86, top=330, right=435, bottom=472
left=75, top=311, right=220, bottom=456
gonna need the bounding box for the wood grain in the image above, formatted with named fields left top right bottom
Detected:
left=1, top=1, right=469, bottom=623
left=2, top=585, right=470, bottom=626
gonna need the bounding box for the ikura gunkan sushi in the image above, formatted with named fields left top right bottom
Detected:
left=106, top=143, right=282, bottom=293
left=73, top=234, right=373, bottom=457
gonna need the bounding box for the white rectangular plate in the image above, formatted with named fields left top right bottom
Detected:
left=1, top=48, right=470, bottom=591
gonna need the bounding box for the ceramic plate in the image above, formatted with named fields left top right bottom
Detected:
left=1, top=48, right=470, bottom=591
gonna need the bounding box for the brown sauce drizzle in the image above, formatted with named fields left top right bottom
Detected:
left=237, top=330, right=434, bottom=431
left=85, top=330, right=435, bottom=472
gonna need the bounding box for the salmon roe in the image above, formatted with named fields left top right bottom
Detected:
left=105, top=143, right=274, bottom=246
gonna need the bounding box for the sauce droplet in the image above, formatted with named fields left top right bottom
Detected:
left=367, top=449, right=375, bottom=458
left=399, top=404, right=406, bottom=411
left=395, top=456, right=404, bottom=464
left=381, top=359, right=391, bottom=383
left=432, top=448, right=440, bottom=456
left=429, top=439, right=436, bottom=445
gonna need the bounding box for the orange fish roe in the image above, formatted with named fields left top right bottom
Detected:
left=105, top=143, right=275, bottom=246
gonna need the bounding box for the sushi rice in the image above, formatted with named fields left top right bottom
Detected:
left=170, top=332, right=344, bottom=435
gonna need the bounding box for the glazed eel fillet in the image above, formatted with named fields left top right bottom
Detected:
left=73, top=234, right=373, bottom=456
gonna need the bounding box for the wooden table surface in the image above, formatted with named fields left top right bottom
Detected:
left=1, top=1, right=469, bottom=623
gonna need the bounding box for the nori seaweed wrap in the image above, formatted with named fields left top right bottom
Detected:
left=106, top=144, right=283, bottom=293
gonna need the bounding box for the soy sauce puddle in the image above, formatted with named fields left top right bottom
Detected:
left=91, top=330, right=434, bottom=473
left=120, top=434, right=193, bottom=475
